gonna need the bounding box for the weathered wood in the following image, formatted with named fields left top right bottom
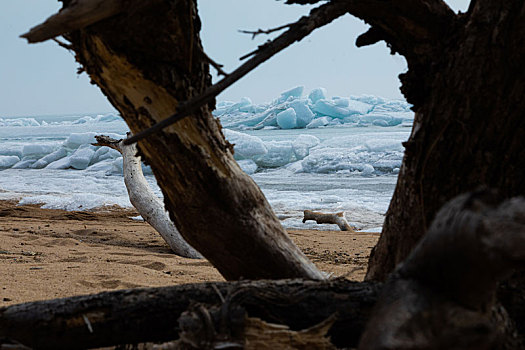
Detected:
left=366, top=0, right=525, bottom=285
left=302, top=210, right=354, bottom=232
left=28, top=0, right=324, bottom=281
left=93, top=135, right=201, bottom=259
left=0, top=279, right=381, bottom=349
left=359, top=192, right=525, bottom=349
left=21, top=0, right=125, bottom=43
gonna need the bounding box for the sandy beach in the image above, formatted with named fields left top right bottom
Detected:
left=0, top=200, right=379, bottom=307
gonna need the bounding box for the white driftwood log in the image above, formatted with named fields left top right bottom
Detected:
left=93, top=135, right=202, bottom=259
left=302, top=210, right=354, bottom=232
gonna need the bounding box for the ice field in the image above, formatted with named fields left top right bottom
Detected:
left=0, top=87, right=412, bottom=230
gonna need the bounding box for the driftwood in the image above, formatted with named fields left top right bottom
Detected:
left=0, top=279, right=380, bottom=349
left=359, top=191, right=525, bottom=349
left=302, top=210, right=354, bottom=232
left=92, top=135, right=201, bottom=259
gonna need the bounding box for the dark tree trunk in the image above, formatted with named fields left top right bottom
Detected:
left=365, top=1, right=525, bottom=280
left=24, top=0, right=323, bottom=281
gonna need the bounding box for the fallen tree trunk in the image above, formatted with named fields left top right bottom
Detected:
left=302, top=210, right=354, bottom=232
left=0, top=279, right=380, bottom=349
left=93, top=135, right=201, bottom=259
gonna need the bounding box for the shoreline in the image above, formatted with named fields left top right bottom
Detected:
left=0, top=200, right=378, bottom=306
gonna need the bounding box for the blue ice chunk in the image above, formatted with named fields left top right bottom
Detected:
left=332, top=97, right=350, bottom=107
left=306, top=116, right=331, bottom=129
left=12, top=159, right=37, bottom=169
left=308, top=88, right=327, bottom=103
left=223, top=129, right=267, bottom=159
left=312, top=99, right=371, bottom=119
left=22, top=144, right=55, bottom=157
left=289, top=100, right=314, bottom=127
left=292, top=134, right=320, bottom=159
left=278, top=86, right=304, bottom=103
left=64, top=132, right=97, bottom=149
left=301, top=141, right=403, bottom=174
left=31, top=148, right=68, bottom=169
left=255, top=141, right=294, bottom=167
left=70, top=146, right=96, bottom=170
left=237, top=159, right=258, bottom=175
left=348, top=100, right=373, bottom=115
left=359, top=113, right=403, bottom=126
left=361, top=164, right=375, bottom=175
left=372, top=119, right=389, bottom=127
left=0, top=118, right=39, bottom=127
left=85, top=159, right=114, bottom=172
left=343, top=115, right=360, bottom=124
left=110, top=157, right=124, bottom=174
left=92, top=147, right=121, bottom=164
left=142, top=164, right=153, bottom=175
left=276, top=108, right=297, bottom=129
left=0, top=155, right=20, bottom=168
left=46, top=156, right=72, bottom=169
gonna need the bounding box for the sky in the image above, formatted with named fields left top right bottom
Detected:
left=0, top=0, right=470, bottom=117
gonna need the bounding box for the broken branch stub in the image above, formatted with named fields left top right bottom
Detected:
left=21, top=0, right=126, bottom=43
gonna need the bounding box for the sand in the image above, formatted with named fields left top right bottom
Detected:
left=0, top=200, right=379, bottom=307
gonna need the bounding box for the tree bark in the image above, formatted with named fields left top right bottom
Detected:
left=359, top=192, right=525, bottom=350
left=363, top=1, right=525, bottom=281
left=25, top=0, right=323, bottom=281
left=92, top=135, right=202, bottom=259
left=0, top=279, right=380, bottom=349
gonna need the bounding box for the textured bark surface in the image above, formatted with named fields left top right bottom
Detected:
left=359, top=192, right=525, bottom=350
left=365, top=1, right=525, bottom=281
left=49, top=0, right=323, bottom=281
left=0, top=279, right=380, bottom=349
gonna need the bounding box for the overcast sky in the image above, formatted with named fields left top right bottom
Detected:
left=0, top=0, right=469, bottom=117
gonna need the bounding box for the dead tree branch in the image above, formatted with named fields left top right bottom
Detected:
left=201, top=51, right=228, bottom=77
left=92, top=135, right=202, bottom=259
left=238, top=23, right=292, bottom=39
left=302, top=210, right=354, bottom=232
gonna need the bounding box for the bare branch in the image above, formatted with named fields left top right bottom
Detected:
left=201, top=51, right=229, bottom=77
left=239, top=23, right=292, bottom=39
left=21, top=0, right=125, bottom=43
left=124, top=1, right=348, bottom=145
left=91, top=135, right=122, bottom=151
left=92, top=135, right=202, bottom=259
